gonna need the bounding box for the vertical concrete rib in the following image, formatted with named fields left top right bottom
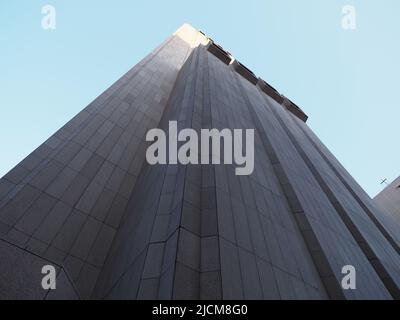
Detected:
left=295, top=118, right=400, bottom=256
left=265, top=98, right=399, bottom=299
left=199, top=46, right=223, bottom=300
left=231, top=72, right=343, bottom=299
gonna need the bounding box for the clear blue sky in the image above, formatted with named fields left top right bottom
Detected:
left=0, top=0, right=399, bottom=197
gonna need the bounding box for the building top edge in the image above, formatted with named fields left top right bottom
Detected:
left=175, top=23, right=309, bottom=123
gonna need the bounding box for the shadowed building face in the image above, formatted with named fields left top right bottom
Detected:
left=0, top=24, right=399, bottom=300
left=374, top=176, right=400, bottom=240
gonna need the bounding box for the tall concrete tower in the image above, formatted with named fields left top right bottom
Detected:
left=0, top=24, right=399, bottom=300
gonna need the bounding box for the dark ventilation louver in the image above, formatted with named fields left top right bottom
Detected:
left=282, top=96, right=309, bottom=122
left=206, top=41, right=232, bottom=65
left=257, top=78, right=284, bottom=105
left=231, top=60, right=258, bottom=85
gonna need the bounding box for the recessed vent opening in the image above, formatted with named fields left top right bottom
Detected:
left=282, top=97, right=308, bottom=122
left=257, top=79, right=284, bottom=104
left=204, top=35, right=309, bottom=123
left=232, top=60, right=258, bottom=85
left=206, top=41, right=233, bottom=65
